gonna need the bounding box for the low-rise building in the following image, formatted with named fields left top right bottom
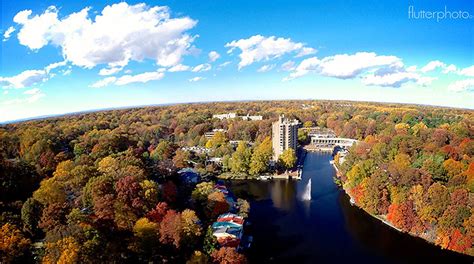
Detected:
left=310, top=136, right=357, bottom=149
left=241, top=114, right=263, bottom=121
left=213, top=112, right=263, bottom=121
left=204, top=128, right=227, bottom=139
left=212, top=213, right=244, bottom=247
left=300, top=127, right=336, bottom=138
left=213, top=113, right=237, bottom=120
left=181, top=146, right=210, bottom=154
left=178, top=168, right=200, bottom=184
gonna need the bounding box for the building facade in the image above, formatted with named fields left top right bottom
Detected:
left=213, top=113, right=237, bottom=120
left=272, top=115, right=300, bottom=160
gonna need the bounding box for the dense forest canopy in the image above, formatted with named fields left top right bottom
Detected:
left=0, top=100, right=473, bottom=262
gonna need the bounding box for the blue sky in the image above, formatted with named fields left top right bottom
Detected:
left=1, top=0, right=473, bottom=122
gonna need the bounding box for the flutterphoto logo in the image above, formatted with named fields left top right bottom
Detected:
left=408, top=5, right=473, bottom=22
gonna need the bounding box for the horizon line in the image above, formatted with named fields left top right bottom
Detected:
left=2, top=98, right=473, bottom=125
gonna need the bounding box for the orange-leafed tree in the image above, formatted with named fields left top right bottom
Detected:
left=211, top=247, right=247, bottom=264
left=147, top=202, right=169, bottom=223
left=206, top=191, right=230, bottom=219
left=42, top=236, right=80, bottom=264
left=0, top=223, right=30, bottom=263
left=448, top=229, right=471, bottom=254
left=387, top=200, right=416, bottom=232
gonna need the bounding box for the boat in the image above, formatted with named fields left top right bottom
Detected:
left=257, top=175, right=272, bottom=181
left=349, top=196, right=355, bottom=205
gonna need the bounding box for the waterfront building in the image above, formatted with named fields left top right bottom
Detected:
left=212, top=213, right=245, bottom=247
left=272, top=115, right=300, bottom=160
left=310, top=136, right=357, bottom=149
left=300, top=127, right=336, bottom=138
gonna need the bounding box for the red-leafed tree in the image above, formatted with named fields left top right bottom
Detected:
left=159, top=210, right=182, bottom=248
left=116, top=175, right=144, bottom=212
left=147, top=202, right=169, bottom=223
left=448, top=229, right=471, bottom=253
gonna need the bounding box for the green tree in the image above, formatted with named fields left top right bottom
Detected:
left=278, top=148, right=297, bottom=170
left=203, top=226, right=218, bottom=255
left=230, top=142, right=252, bottom=174
left=21, top=197, right=43, bottom=236
left=151, top=140, right=174, bottom=161
left=303, top=121, right=313, bottom=128
left=249, top=137, right=272, bottom=176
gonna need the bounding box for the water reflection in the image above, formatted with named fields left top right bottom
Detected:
left=229, top=152, right=472, bottom=264
left=271, top=180, right=297, bottom=211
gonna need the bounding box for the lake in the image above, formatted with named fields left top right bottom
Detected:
left=229, top=152, right=472, bottom=264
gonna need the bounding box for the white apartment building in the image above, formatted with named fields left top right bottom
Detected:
left=272, top=115, right=300, bottom=160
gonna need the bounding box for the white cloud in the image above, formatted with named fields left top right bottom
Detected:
left=420, top=60, right=457, bottom=74
left=459, top=65, right=474, bottom=77
left=90, top=77, right=117, bottom=88
left=91, top=70, right=165, bottom=87
left=285, top=52, right=437, bottom=87
left=443, top=64, right=457, bottom=74
left=225, top=35, right=315, bottom=69
left=45, top=61, right=67, bottom=73
left=13, top=3, right=198, bottom=69
left=99, top=67, right=123, bottom=76
left=218, top=61, right=231, bottom=68
left=192, top=63, right=211, bottom=72
left=2, top=88, right=45, bottom=105
left=208, top=51, right=220, bottom=62
left=168, top=64, right=190, bottom=72
left=421, top=60, right=445, bottom=73
left=0, top=69, right=48, bottom=89
left=362, top=71, right=434, bottom=88
left=257, top=64, right=275, bottom=73
left=281, top=60, right=295, bottom=71
left=62, top=69, right=72, bottom=76
left=0, top=61, right=67, bottom=89
left=295, top=47, right=317, bottom=57
left=115, top=71, right=164, bottom=86
left=13, top=7, right=58, bottom=49
left=448, top=79, right=474, bottom=92
left=286, top=52, right=403, bottom=80
left=3, top=26, right=15, bottom=41
left=189, top=76, right=204, bottom=82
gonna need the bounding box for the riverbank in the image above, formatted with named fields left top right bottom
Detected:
left=331, top=160, right=470, bottom=257
left=217, top=148, right=306, bottom=180
left=217, top=170, right=301, bottom=180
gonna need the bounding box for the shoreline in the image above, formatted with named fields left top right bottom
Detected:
left=331, top=162, right=471, bottom=257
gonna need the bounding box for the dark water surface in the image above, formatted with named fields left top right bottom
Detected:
left=229, top=152, right=472, bottom=264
